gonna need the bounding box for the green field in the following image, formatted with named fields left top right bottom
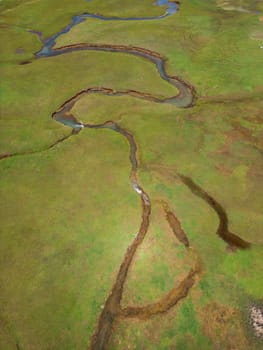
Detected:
left=0, top=0, right=263, bottom=349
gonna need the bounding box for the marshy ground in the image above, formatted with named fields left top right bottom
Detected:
left=0, top=0, right=263, bottom=349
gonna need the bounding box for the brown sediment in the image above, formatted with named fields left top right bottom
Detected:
left=89, top=180, right=200, bottom=348
left=0, top=153, right=13, bottom=160
left=19, top=60, right=32, bottom=65
left=177, top=173, right=251, bottom=249
left=118, top=202, right=200, bottom=322
left=2, top=1, right=257, bottom=349
left=49, top=78, right=199, bottom=348
left=50, top=42, right=196, bottom=108
left=54, top=87, right=165, bottom=114
left=121, top=258, right=200, bottom=320
left=89, top=195, right=151, bottom=350
left=16, top=3, right=251, bottom=348
left=6, top=21, right=249, bottom=350
left=2, top=20, right=197, bottom=348
left=162, top=202, right=190, bottom=248
left=83, top=118, right=151, bottom=348
left=54, top=87, right=163, bottom=118
left=47, top=43, right=198, bottom=347
left=148, top=165, right=251, bottom=250
left=54, top=43, right=164, bottom=59
left=73, top=119, right=199, bottom=348
left=0, top=132, right=74, bottom=161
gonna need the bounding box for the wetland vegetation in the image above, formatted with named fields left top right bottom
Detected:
left=0, top=0, right=262, bottom=349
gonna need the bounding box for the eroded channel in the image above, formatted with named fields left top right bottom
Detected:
left=1, top=0, right=253, bottom=349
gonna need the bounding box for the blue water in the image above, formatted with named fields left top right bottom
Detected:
left=156, top=0, right=178, bottom=14
left=36, top=0, right=178, bottom=57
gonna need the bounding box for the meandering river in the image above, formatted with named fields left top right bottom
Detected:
left=2, top=1, right=252, bottom=348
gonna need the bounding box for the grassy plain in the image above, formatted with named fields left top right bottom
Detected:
left=55, top=0, right=263, bottom=97
left=0, top=50, right=175, bottom=154
left=0, top=0, right=262, bottom=349
left=0, top=130, right=142, bottom=349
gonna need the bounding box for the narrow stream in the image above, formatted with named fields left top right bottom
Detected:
left=3, top=1, right=252, bottom=348
left=33, top=2, right=250, bottom=347
left=35, top=0, right=178, bottom=57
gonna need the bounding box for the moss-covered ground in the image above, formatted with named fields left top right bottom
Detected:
left=0, top=0, right=262, bottom=349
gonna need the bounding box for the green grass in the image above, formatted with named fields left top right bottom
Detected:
left=55, top=0, right=263, bottom=97
left=1, top=0, right=262, bottom=349
left=0, top=130, right=141, bottom=349
left=0, top=50, right=176, bottom=155
left=74, top=92, right=262, bottom=348
left=121, top=202, right=194, bottom=307
left=0, top=0, right=164, bottom=38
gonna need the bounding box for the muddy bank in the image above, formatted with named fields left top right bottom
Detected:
left=6, top=0, right=248, bottom=348
left=0, top=132, right=74, bottom=161
left=162, top=202, right=190, bottom=248
left=177, top=173, right=251, bottom=249
left=121, top=260, right=200, bottom=320
left=51, top=109, right=200, bottom=350
left=42, top=42, right=195, bottom=108
left=34, top=0, right=179, bottom=60
left=80, top=118, right=152, bottom=349
left=148, top=165, right=251, bottom=250
left=90, top=196, right=151, bottom=349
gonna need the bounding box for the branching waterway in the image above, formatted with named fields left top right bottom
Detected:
left=1, top=1, right=252, bottom=349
